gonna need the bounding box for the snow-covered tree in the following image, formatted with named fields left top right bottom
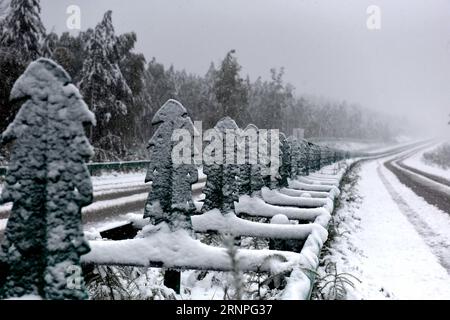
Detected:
left=0, top=58, right=95, bottom=300
left=51, top=32, right=86, bottom=81
left=144, top=99, right=198, bottom=230
left=0, top=0, right=10, bottom=23
left=0, top=0, right=46, bottom=133
left=79, top=11, right=132, bottom=156
left=41, top=32, right=58, bottom=58
left=0, top=0, right=45, bottom=60
left=248, top=68, right=294, bottom=131
left=213, top=50, right=249, bottom=125
left=202, top=117, right=241, bottom=213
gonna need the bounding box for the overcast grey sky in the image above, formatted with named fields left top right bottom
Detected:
left=40, top=0, right=450, bottom=136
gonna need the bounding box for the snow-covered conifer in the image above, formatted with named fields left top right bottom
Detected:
left=79, top=11, right=132, bottom=152
left=0, top=0, right=45, bottom=61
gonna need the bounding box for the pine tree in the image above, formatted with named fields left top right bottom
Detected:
left=41, top=32, right=58, bottom=58
left=0, top=58, right=95, bottom=300
left=51, top=32, right=85, bottom=81
left=79, top=11, right=132, bottom=159
left=213, top=50, right=249, bottom=125
left=0, top=0, right=10, bottom=22
left=0, top=0, right=45, bottom=61
left=0, top=0, right=46, bottom=133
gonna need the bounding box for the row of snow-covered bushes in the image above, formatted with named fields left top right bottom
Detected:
left=422, top=143, right=450, bottom=170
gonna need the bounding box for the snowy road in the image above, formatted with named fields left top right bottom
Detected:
left=318, top=145, right=450, bottom=299
left=0, top=172, right=206, bottom=240
left=385, top=147, right=450, bottom=213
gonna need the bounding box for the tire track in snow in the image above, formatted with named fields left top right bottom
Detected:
left=377, top=164, right=450, bottom=274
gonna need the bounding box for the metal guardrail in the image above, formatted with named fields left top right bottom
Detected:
left=0, top=160, right=150, bottom=177
left=87, top=160, right=149, bottom=175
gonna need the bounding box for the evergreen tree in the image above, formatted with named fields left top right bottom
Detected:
left=79, top=11, right=132, bottom=159
left=41, top=32, right=58, bottom=58
left=0, top=0, right=10, bottom=22
left=248, top=68, right=294, bottom=131
left=0, top=59, right=94, bottom=300
left=139, top=58, right=177, bottom=141
left=0, top=0, right=46, bottom=133
left=51, top=32, right=85, bottom=81
left=0, top=0, right=45, bottom=60
left=213, top=50, right=249, bottom=125
left=116, top=31, right=147, bottom=149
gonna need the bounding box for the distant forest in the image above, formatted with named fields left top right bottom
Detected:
left=0, top=1, right=411, bottom=161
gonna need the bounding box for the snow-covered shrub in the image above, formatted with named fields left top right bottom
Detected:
left=313, top=262, right=361, bottom=300
left=222, top=234, right=244, bottom=300
left=86, top=266, right=177, bottom=300
left=0, top=58, right=95, bottom=300
left=423, top=143, right=450, bottom=170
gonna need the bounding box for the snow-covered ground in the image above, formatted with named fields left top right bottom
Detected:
left=316, top=151, right=450, bottom=300
left=4, top=144, right=450, bottom=300
left=403, top=142, right=450, bottom=181
left=314, top=137, right=414, bottom=155
left=315, top=141, right=386, bottom=152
